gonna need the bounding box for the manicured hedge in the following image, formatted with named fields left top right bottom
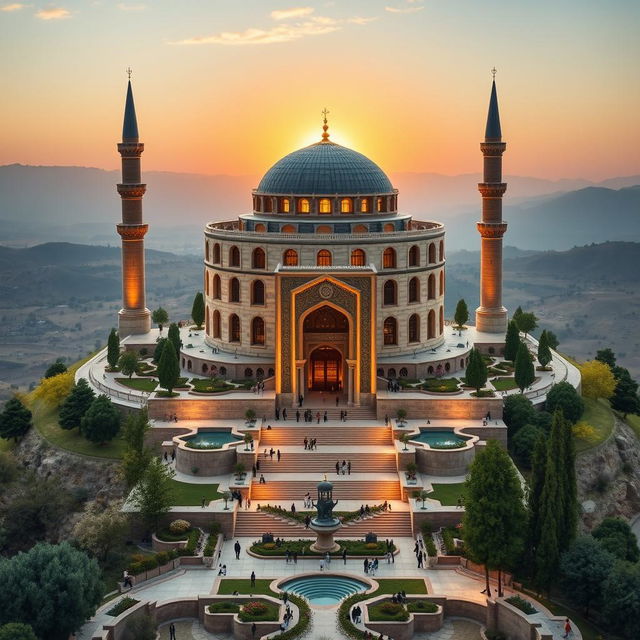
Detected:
left=107, top=596, right=138, bottom=617
left=237, top=600, right=280, bottom=622
left=208, top=601, right=240, bottom=614
left=368, top=600, right=409, bottom=621
left=407, top=600, right=438, bottom=613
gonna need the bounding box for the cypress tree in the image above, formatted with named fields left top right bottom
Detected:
left=59, top=378, right=95, bottom=430
left=107, top=328, right=119, bottom=369
left=560, top=412, right=577, bottom=549
left=515, top=342, right=535, bottom=392
left=504, top=320, right=520, bottom=363
left=153, top=338, right=168, bottom=364
left=537, top=330, right=552, bottom=369
left=525, top=431, right=547, bottom=572
left=465, top=348, right=487, bottom=396
left=191, top=292, right=205, bottom=329
left=454, top=299, right=469, bottom=331
left=167, top=322, right=182, bottom=358
left=157, top=338, right=179, bottom=394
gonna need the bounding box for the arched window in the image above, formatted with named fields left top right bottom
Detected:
left=251, top=317, right=265, bottom=345
left=268, top=368, right=275, bottom=378
left=213, top=310, right=221, bottom=338
left=202, top=363, right=208, bottom=373
left=445, top=362, right=450, bottom=372
left=283, top=249, right=298, bottom=266
left=254, top=223, right=266, bottom=233
left=353, top=224, right=368, bottom=233
left=229, top=314, right=240, bottom=342
left=256, top=367, right=264, bottom=379
left=439, top=306, right=444, bottom=335
left=205, top=307, right=210, bottom=333
left=252, top=247, right=266, bottom=269
left=350, top=249, right=366, bottom=266
left=316, top=225, right=332, bottom=233
left=245, top=367, right=254, bottom=378
left=427, top=365, right=434, bottom=376
left=384, top=223, right=395, bottom=232
left=264, top=197, right=273, bottom=213
left=409, top=314, right=420, bottom=343
left=205, top=241, right=210, bottom=262
left=251, top=280, right=265, bottom=305
left=341, top=198, right=352, bottom=213
left=212, top=243, right=220, bottom=264
left=229, top=277, right=240, bottom=303
left=428, top=274, right=436, bottom=300
left=187, top=359, right=192, bottom=371
left=388, top=367, right=396, bottom=378
left=376, top=197, right=383, bottom=212
left=383, top=280, right=397, bottom=306
left=377, top=368, right=384, bottom=377
left=427, top=309, right=436, bottom=339
left=205, top=271, right=210, bottom=296
left=439, top=240, right=444, bottom=261
left=297, top=198, right=310, bottom=213
left=319, top=198, right=332, bottom=214
left=229, top=245, right=240, bottom=267
left=439, top=270, right=444, bottom=296
left=281, top=224, right=296, bottom=233
left=382, top=247, right=396, bottom=269
left=282, top=198, right=290, bottom=213
left=408, top=277, right=420, bottom=303
left=408, top=245, right=420, bottom=267
left=360, top=198, right=369, bottom=213
left=428, top=243, right=436, bottom=264
left=212, top=274, right=221, bottom=299
left=399, top=367, right=408, bottom=378
left=383, top=317, right=397, bottom=345
left=317, top=250, right=332, bottom=266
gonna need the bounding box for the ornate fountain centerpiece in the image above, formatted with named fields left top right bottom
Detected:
left=310, top=477, right=342, bottom=553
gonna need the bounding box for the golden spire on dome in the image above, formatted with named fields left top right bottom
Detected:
left=321, top=107, right=330, bottom=142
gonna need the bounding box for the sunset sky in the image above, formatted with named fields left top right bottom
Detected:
left=1, top=0, right=638, bottom=180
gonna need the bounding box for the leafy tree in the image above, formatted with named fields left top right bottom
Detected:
left=515, top=342, right=535, bottom=392
left=504, top=320, right=521, bottom=363
left=595, top=348, right=616, bottom=369
left=58, top=378, right=95, bottom=431
left=537, top=330, right=552, bottom=369
left=465, top=348, right=487, bottom=395
left=453, top=299, right=469, bottom=331
left=592, top=517, right=640, bottom=563
left=0, top=623, right=38, bottom=640
left=107, top=328, right=120, bottom=369
left=0, top=397, right=32, bottom=442
left=191, top=292, right=205, bottom=329
left=81, top=395, right=121, bottom=444
left=503, top=394, right=536, bottom=437
left=32, top=371, right=74, bottom=408
left=44, top=359, right=67, bottom=379
left=153, top=337, right=168, bottom=364
left=560, top=536, right=614, bottom=617
left=602, top=561, right=640, bottom=640
left=610, top=369, right=640, bottom=418
left=121, top=410, right=153, bottom=488
left=168, top=322, right=182, bottom=357
left=157, top=338, right=179, bottom=394
left=546, top=381, right=584, bottom=423
left=545, top=330, right=559, bottom=350
left=515, top=311, right=538, bottom=338
left=581, top=360, right=616, bottom=400
left=463, top=440, right=527, bottom=597
left=73, top=500, right=128, bottom=560
left=152, top=307, right=169, bottom=331
left=124, top=614, right=157, bottom=640
left=130, top=457, right=175, bottom=533
left=0, top=542, right=103, bottom=640
left=118, top=350, right=139, bottom=379
left=511, top=424, right=543, bottom=468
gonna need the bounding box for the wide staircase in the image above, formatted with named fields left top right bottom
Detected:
left=259, top=425, right=393, bottom=447
left=234, top=510, right=306, bottom=537
left=273, top=406, right=377, bottom=421
left=251, top=479, right=402, bottom=502
left=340, top=510, right=413, bottom=537
left=258, top=451, right=397, bottom=474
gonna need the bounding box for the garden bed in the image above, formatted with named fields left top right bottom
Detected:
left=505, top=595, right=537, bottom=614
left=115, top=377, right=158, bottom=392
left=107, top=596, right=138, bottom=617
left=407, top=599, right=438, bottom=614
left=422, top=378, right=460, bottom=393
left=208, top=601, right=240, bottom=614
left=367, top=600, right=409, bottom=622
left=238, top=600, right=280, bottom=622
left=491, top=377, right=518, bottom=391
left=190, top=378, right=236, bottom=393
left=250, top=539, right=394, bottom=557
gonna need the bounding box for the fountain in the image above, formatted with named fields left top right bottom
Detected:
left=309, top=478, right=341, bottom=553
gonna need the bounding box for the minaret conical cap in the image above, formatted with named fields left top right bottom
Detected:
left=484, top=79, right=502, bottom=142
left=122, top=80, right=139, bottom=142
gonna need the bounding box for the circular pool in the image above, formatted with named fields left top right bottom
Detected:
left=280, top=575, right=368, bottom=605
left=183, top=430, right=241, bottom=449
left=411, top=429, right=470, bottom=449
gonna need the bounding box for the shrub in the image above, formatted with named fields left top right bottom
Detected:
left=505, top=595, right=537, bottom=614
left=572, top=421, right=598, bottom=443
left=407, top=600, right=438, bottom=613
left=380, top=602, right=403, bottom=615
left=107, top=596, right=139, bottom=617
left=169, top=519, right=191, bottom=534
left=155, top=551, right=169, bottom=565
left=368, top=600, right=409, bottom=621
left=177, top=528, right=200, bottom=556
left=366, top=542, right=378, bottom=549
left=238, top=600, right=279, bottom=622
left=546, top=381, right=584, bottom=423
left=209, top=601, right=240, bottom=614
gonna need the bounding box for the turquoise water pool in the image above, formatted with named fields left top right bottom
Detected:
left=411, top=429, right=470, bottom=448
left=280, top=575, right=368, bottom=605
left=183, top=430, right=240, bottom=449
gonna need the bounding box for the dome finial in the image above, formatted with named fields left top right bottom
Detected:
left=321, top=107, right=330, bottom=142
left=491, top=66, right=497, bottom=80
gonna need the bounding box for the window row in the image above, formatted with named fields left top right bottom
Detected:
left=206, top=310, right=266, bottom=346
left=204, top=242, right=444, bottom=270
left=377, top=358, right=468, bottom=379
left=182, top=358, right=275, bottom=380
left=382, top=308, right=444, bottom=345
left=205, top=275, right=266, bottom=305
left=382, top=272, right=444, bottom=305
left=253, top=195, right=398, bottom=215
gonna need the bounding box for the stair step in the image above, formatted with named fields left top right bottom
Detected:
left=250, top=480, right=401, bottom=502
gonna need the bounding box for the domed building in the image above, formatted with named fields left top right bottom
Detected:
left=199, top=117, right=451, bottom=407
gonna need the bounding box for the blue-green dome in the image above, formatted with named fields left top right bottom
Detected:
left=256, top=141, right=393, bottom=195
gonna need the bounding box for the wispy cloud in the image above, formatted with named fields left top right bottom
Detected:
left=270, top=6, right=313, bottom=21
left=1, top=3, right=25, bottom=11
left=385, top=1, right=424, bottom=13
left=117, top=2, right=146, bottom=10
left=35, top=6, right=70, bottom=19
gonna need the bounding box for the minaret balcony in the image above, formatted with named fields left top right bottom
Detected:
left=477, top=183, right=507, bottom=197
left=480, top=141, right=506, bottom=156
left=117, top=142, right=145, bottom=156
left=476, top=222, right=507, bottom=238
left=117, top=184, right=147, bottom=198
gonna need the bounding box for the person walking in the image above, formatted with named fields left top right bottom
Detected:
left=323, top=410, right=328, bottom=422
left=277, top=449, right=281, bottom=462
left=304, top=514, right=311, bottom=529
left=417, top=551, right=424, bottom=568
left=316, top=411, right=321, bottom=424
left=201, top=496, right=206, bottom=509
left=563, top=619, right=572, bottom=638
left=342, top=548, right=347, bottom=565
left=234, top=541, right=241, bottom=559
left=291, top=503, right=296, bottom=514
left=256, top=458, right=260, bottom=471
left=252, top=464, right=257, bottom=478
left=364, top=558, right=369, bottom=574
left=250, top=570, right=256, bottom=587
left=259, top=474, right=266, bottom=484
left=275, top=407, right=280, bottom=420
left=251, top=622, right=257, bottom=638
left=169, top=622, right=176, bottom=640
left=347, top=460, right=351, bottom=475
left=282, top=408, right=287, bottom=421
left=336, top=460, right=340, bottom=474
left=296, top=410, right=300, bottom=422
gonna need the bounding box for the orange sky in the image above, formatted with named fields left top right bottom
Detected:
left=1, top=1, right=639, bottom=180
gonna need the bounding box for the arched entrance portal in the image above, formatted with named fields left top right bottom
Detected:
left=310, top=346, right=342, bottom=391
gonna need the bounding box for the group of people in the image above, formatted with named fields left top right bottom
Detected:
left=336, top=459, right=352, bottom=475
left=251, top=380, right=266, bottom=394
left=386, top=379, right=402, bottom=392
left=302, top=492, right=313, bottom=508
left=279, top=604, right=294, bottom=631
left=217, top=564, right=227, bottom=575
left=414, top=536, right=427, bottom=568
left=303, top=436, right=318, bottom=449
left=339, top=410, right=349, bottom=421
left=162, top=449, right=176, bottom=463
left=264, top=447, right=281, bottom=461
left=363, top=557, right=379, bottom=575
left=274, top=407, right=288, bottom=420
left=284, top=549, right=298, bottom=563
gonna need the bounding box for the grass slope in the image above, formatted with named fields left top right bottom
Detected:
left=428, top=483, right=467, bottom=506
left=575, top=397, right=615, bottom=453
left=168, top=479, right=222, bottom=506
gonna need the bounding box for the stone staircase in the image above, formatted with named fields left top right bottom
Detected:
left=340, top=510, right=413, bottom=537
left=257, top=451, right=398, bottom=474
left=251, top=479, right=402, bottom=502
left=259, top=425, right=392, bottom=447
left=272, top=406, right=378, bottom=421
left=233, top=510, right=307, bottom=537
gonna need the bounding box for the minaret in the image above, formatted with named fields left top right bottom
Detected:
left=116, top=74, right=151, bottom=335
left=475, top=72, right=508, bottom=334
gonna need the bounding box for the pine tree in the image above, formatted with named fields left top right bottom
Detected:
left=537, top=330, right=552, bottom=369
left=59, top=378, right=95, bottom=431
left=0, top=397, right=32, bottom=441
left=610, top=369, right=640, bottom=417
left=515, top=342, right=535, bottom=392
left=44, top=360, right=67, bottom=379
left=191, top=292, right=205, bottom=329
left=465, top=348, right=488, bottom=396
left=80, top=395, right=121, bottom=444
left=157, top=338, right=179, bottom=394
left=504, top=320, right=521, bottom=363
left=512, top=306, right=523, bottom=324
left=167, top=322, right=182, bottom=357
left=454, top=299, right=469, bottom=331
left=107, top=328, right=119, bottom=369
left=463, top=440, right=527, bottom=596
left=130, top=457, right=175, bottom=533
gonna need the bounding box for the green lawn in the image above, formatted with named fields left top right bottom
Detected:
left=374, top=578, right=428, bottom=594
left=422, top=378, right=460, bottom=393
left=168, top=479, right=222, bottom=506
left=115, top=377, right=157, bottom=392
left=491, top=377, right=518, bottom=391
left=428, top=482, right=467, bottom=506
left=576, top=397, right=614, bottom=453
left=624, top=413, right=640, bottom=439
left=190, top=378, right=235, bottom=393
left=217, top=579, right=274, bottom=596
